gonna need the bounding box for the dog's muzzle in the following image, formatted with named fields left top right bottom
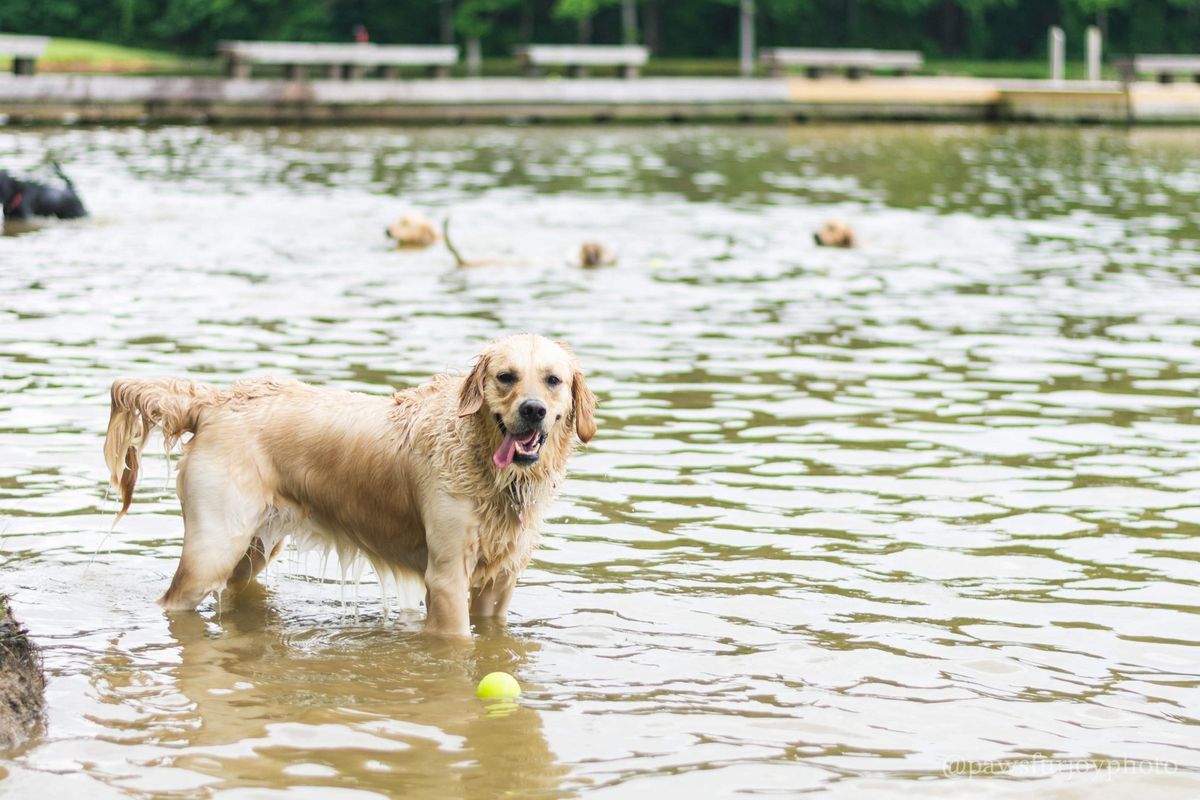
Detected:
left=493, top=415, right=547, bottom=469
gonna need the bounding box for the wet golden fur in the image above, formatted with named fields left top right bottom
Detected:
left=103, top=335, right=595, bottom=637
left=386, top=213, right=439, bottom=248
left=814, top=218, right=856, bottom=248
left=577, top=242, right=615, bottom=269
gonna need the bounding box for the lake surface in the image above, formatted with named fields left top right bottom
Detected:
left=1, top=123, right=1199, bottom=798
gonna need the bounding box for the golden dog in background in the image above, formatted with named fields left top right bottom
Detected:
left=386, top=213, right=440, bottom=248
left=577, top=242, right=616, bottom=269
left=814, top=218, right=857, bottom=248
left=104, top=334, right=596, bottom=637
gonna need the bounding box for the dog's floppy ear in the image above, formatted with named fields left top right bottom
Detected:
left=571, top=364, right=597, bottom=443
left=458, top=354, right=489, bottom=417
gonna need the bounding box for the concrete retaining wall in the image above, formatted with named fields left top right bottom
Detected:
left=0, top=74, right=1196, bottom=124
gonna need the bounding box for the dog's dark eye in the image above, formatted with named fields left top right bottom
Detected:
left=497, top=372, right=516, bottom=385
left=546, top=375, right=562, bottom=388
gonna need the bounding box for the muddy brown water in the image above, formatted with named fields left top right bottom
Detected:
left=1, top=124, right=1199, bottom=798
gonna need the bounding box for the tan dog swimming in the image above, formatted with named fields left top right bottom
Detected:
left=577, top=242, right=616, bottom=269
left=814, top=218, right=857, bottom=248
left=386, top=213, right=439, bottom=248
left=104, top=334, right=596, bottom=637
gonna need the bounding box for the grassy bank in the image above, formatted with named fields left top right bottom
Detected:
left=4, top=37, right=202, bottom=75
left=924, top=59, right=1120, bottom=81
left=4, top=37, right=1121, bottom=81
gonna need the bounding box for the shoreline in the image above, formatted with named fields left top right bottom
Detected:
left=2, top=74, right=1199, bottom=125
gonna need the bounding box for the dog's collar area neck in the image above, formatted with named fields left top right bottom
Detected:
left=507, top=480, right=528, bottom=529
left=6, top=192, right=21, bottom=211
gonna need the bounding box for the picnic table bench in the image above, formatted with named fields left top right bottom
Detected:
left=0, top=34, right=49, bottom=76
left=759, top=48, right=923, bottom=78
left=217, top=41, right=458, bottom=80
left=514, top=45, right=649, bottom=78
left=1114, top=55, right=1200, bottom=84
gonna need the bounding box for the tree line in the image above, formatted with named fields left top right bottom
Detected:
left=3, top=0, right=1199, bottom=60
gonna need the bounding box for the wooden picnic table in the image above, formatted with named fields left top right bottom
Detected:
left=1114, top=55, right=1200, bottom=84
left=759, top=48, right=923, bottom=78
left=217, top=41, right=459, bottom=80
left=514, top=45, right=650, bottom=78
left=0, top=35, right=49, bottom=76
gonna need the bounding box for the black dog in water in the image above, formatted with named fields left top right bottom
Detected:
left=0, top=163, right=87, bottom=222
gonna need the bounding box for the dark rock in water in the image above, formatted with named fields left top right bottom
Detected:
left=0, top=596, right=45, bottom=750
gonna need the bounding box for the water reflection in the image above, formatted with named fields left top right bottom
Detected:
left=83, top=586, right=569, bottom=797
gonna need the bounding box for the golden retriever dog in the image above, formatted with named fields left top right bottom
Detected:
left=814, top=218, right=857, bottom=248
left=103, top=334, right=596, bottom=638
left=577, top=242, right=615, bottom=269
left=386, top=213, right=439, bottom=248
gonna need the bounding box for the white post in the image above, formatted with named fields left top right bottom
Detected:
left=467, top=37, right=481, bottom=77
left=1086, top=25, right=1101, bottom=82
left=1049, top=26, right=1065, bottom=82
left=739, top=0, right=755, bottom=77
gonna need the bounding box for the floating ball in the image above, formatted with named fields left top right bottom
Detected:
left=476, top=672, right=521, bottom=700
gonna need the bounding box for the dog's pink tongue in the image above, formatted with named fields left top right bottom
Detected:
left=493, top=434, right=518, bottom=470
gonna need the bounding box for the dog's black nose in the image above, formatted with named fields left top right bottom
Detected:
left=519, top=400, right=547, bottom=423
left=385, top=228, right=392, bottom=238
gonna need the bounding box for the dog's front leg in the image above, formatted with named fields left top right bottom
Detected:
left=425, top=573, right=470, bottom=637
left=470, top=575, right=516, bottom=620
left=423, top=496, right=474, bottom=638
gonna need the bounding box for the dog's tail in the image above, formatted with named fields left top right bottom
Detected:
left=104, top=378, right=222, bottom=522
left=442, top=216, right=468, bottom=268
left=51, top=160, right=78, bottom=194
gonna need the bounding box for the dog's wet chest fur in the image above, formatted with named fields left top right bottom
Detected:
left=250, top=386, right=560, bottom=586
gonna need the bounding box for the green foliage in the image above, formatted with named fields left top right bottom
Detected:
left=2, top=0, right=1200, bottom=59
left=1074, top=0, right=1128, bottom=10
left=455, top=0, right=519, bottom=38
left=553, top=0, right=618, bottom=19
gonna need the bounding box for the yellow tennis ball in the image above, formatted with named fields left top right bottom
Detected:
left=476, top=672, right=521, bottom=700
